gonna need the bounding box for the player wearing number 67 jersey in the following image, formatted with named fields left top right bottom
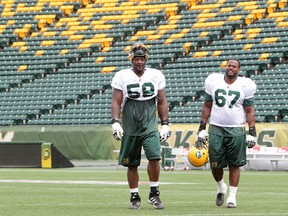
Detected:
left=196, top=59, right=257, bottom=209
left=111, top=42, right=169, bottom=210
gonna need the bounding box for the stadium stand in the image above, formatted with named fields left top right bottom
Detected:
left=0, top=0, right=287, bottom=125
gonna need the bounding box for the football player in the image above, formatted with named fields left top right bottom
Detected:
left=197, top=59, right=257, bottom=208
left=111, top=42, right=169, bottom=210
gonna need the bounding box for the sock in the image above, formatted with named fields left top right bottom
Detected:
left=130, top=188, right=139, bottom=194
left=216, top=179, right=227, bottom=193
left=228, top=186, right=238, bottom=199
left=150, top=181, right=159, bottom=193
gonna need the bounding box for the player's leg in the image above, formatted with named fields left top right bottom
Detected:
left=208, top=129, right=228, bottom=207
left=226, top=165, right=240, bottom=208
left=127, top=165, right=141, bottom=209
left=143, top=131, right=164, bottom=209
left=226, top=131, right=246, bottom=208
left=119, top=135, right=142, bottom=209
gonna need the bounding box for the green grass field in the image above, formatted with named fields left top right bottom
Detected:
left=0, top=163, right=287, bottom=216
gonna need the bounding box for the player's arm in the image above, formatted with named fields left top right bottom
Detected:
left=157, top=89, right=169, bottom=142
left=111, top=88, right=124, bottom=140
left=157, top=89, right=169, bottom=123
left=200, top=100, right=212, bottom=124
left=244, top=104, right=257, bottom=148
left=111, top=88, right=123, bottom=120
left=244, top=105, right=256, bottom=129
left=197, top=94, right=212, bottom=141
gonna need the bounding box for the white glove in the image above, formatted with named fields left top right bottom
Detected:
left=160, top=125, right=169, bottom=142
left=112, top=122, right=123, bottom=140
left=198, top=130, right=208, bottom=142
left=246, top=135, right=256, bottom=148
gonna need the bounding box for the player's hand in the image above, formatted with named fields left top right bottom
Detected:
left=160, top=125, right=169, bottom=142
left=197, top=130, right=208, bottom=142
left=246, top=135, right=256, bottom=148
left=112, top=122, right=123, bottom=140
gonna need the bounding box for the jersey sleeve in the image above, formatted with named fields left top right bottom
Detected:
left=243, top=78, right=257, bottom=99
left=204, top=73, right=215, bottom=96
left=111, top=71, right=123, bottom=90
left=157, top=70, right=166, bottom=90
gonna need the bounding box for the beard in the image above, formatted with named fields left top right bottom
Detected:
left=225, top=70, right=238, bottom=79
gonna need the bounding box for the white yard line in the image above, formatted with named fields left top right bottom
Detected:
left=0, top=179, right=198, bottom=185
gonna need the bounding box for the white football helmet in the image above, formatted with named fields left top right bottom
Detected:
left=187, top=138, right=209, bottom=167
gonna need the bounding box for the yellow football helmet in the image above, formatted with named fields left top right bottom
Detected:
left=187, top=138, right=209, bottom=167
left=128, top=42, right=149, bottom=63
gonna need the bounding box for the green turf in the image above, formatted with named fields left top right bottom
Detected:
left=0, top=167, right=287, bottom=216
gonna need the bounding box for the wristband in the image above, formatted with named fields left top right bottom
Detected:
left=199, top=120, right=206, bottom=131
left=111, top=118, right=120, bottom=124
left=249, top=126, right=256, bottom=137
left=161, top=119, right=169, bottom=125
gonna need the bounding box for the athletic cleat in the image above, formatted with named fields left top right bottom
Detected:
left=129, top=200, right=141, bottom=209
left=148, top=192, right=164, bottom=209
left=215, top=193, right=225, bottom=206
left=226, top=197, right=236, bottom=208
left=129, top=194, right=141, bottom=210
left=226, top=202, right=236, bottom=208
left=215, top=184, right=227, bottom=206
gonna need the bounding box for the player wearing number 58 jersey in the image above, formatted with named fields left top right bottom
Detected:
left=196, top=59, right=257, bottom=209
left=111, top=42, right=169, bottom=210
left=111, top=68, right=165, bottom=136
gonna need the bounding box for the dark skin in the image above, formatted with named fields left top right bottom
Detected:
left=111, top=56, right=169, bottom=189
left=200, top=59, right=256, bottom=187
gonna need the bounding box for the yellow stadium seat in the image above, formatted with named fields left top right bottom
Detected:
left=183, top=42, right=192, bottom=55
left=212, top=51, right=222, bottom=56
left=261, top=37, right=278, bottom=44
left=247, top=33, right=257, bottom=40
left=246, top=28, right=262, bottom=34
left=237, top=1, right=256, bottom=7
left=60, top=31, right=75, bottom=36
left=193, top=51, right=209, bottom=58
left=227, top=15, right=243, bottom=22
left=18, top=65, right=28, bottom=72
left=35, top=50, right=45, bottom=56
left=42, top=31, right=57, bottom=37
left=11, top=42, right=25, bottom=48
left=101, top=66, right=116, bottom=73
left=220, top=61, right=228, bottom=68
left=234, top=34, right=244, bottom=40
left=146, top=34, right=162, bottom=41
left=259, top=53, right=270, bottom=60
left=95, top=56, right=105, bottom=63
left=277, top=21, right=288, bottom=28
left=59, top=49, right=69, bottom=55
left=243, top=44, right=253, bottom=50
left=69, top=35, right=84, bottom=40
left=40, top=40, right=55, bottom=46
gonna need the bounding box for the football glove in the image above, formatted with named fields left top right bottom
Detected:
left=197, top=130, right=209, bottom=142
left=160, top=125, right=169, bottom=142
left=246, top=135, right=256, bottom=148
left=112, top=122, right=123, bottom=140
left=246, top=126, right=257, bottom=148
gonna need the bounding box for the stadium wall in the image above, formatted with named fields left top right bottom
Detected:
left=0, top=123, right=287, bottom=160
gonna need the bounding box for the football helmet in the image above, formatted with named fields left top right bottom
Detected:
left=187, top=138, right=209, bottom=167
left=128, top=42, right=149, bottom=63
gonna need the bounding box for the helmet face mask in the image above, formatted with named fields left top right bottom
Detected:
left=187, top=139, right=209, bottom=167
left=128, top=42, right=149, bottom=63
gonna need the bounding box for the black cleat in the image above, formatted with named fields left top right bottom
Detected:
left=129, top=193, right=141, bottom=210
left=148, top=191, right=164, bottom=209
left=215, top=193, right=225, bottom=206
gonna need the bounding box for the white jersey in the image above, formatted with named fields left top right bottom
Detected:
left=205, top=73, right=256, bottom=127
left=111, top=67, right=166, bottom=104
